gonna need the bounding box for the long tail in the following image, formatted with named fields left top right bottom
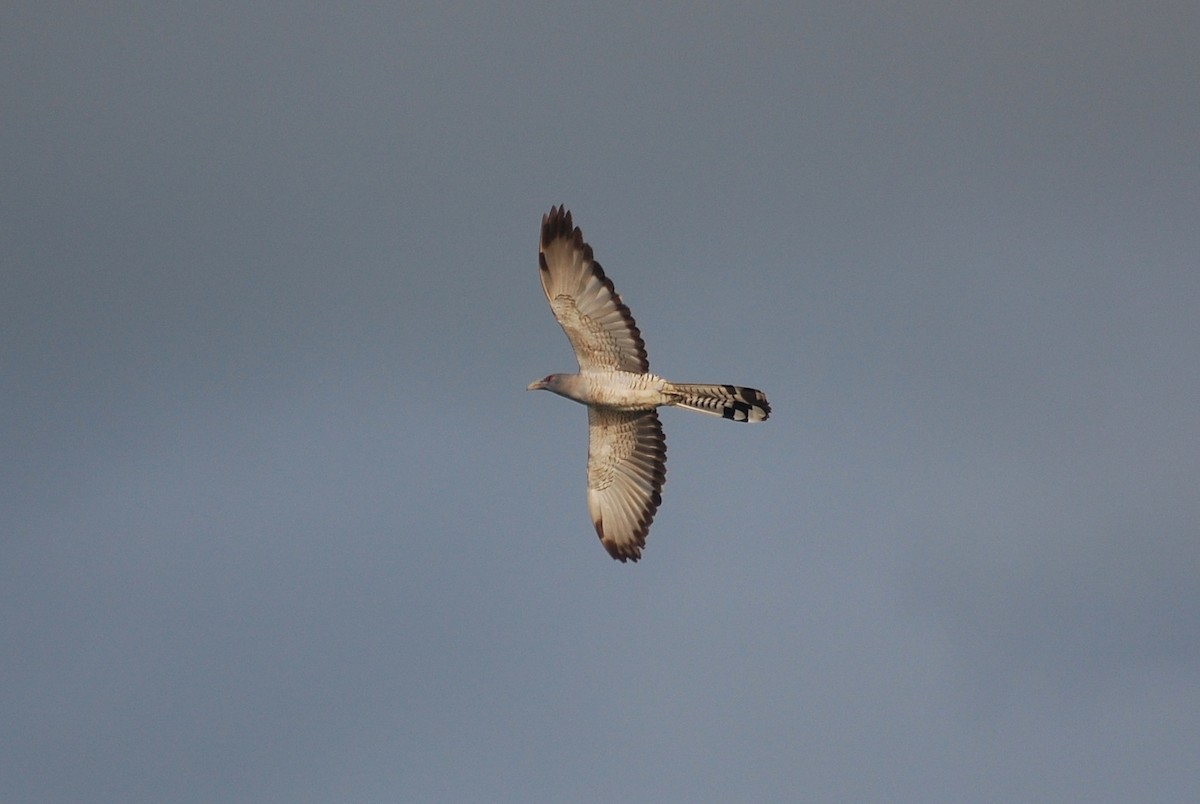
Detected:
left=667, top=383, right=771, bottom=423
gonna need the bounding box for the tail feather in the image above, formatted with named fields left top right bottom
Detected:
left=668, top=383, right=770, bottom=423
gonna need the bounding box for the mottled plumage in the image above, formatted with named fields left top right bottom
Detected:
left=529, top=206, right=770, bottom=562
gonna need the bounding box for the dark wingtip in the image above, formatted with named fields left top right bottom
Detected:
left=604, top=541, right=641, bottom=563
left=596, top=519, right=644, bottom=563
left=541, top=205, right=574, bottom=249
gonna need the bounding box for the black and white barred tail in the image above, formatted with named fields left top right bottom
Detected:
left=668, top=383, right=771, bottom=423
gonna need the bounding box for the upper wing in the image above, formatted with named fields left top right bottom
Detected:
left=585, top=408, right=666, bottom=562
left=539, top=206, right=649, bottom=373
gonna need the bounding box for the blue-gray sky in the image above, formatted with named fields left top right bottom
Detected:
left=4, top=3, right=1198, bottom=801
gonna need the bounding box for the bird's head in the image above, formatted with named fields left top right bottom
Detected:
left=527, top=374, right=558, bottom=392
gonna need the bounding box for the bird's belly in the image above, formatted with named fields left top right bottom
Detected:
left=581, top=372, right=670, bottom=410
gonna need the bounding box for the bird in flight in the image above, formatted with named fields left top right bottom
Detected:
left=528, top=206, right=770, bottom=562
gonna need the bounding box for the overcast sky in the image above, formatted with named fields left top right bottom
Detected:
left=3, top=2, right=1198, bottom=801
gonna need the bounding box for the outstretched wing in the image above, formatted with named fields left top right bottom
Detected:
left=539, top=206, right=649, bottom=373
left=585, top=408, right=666, bottom=562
